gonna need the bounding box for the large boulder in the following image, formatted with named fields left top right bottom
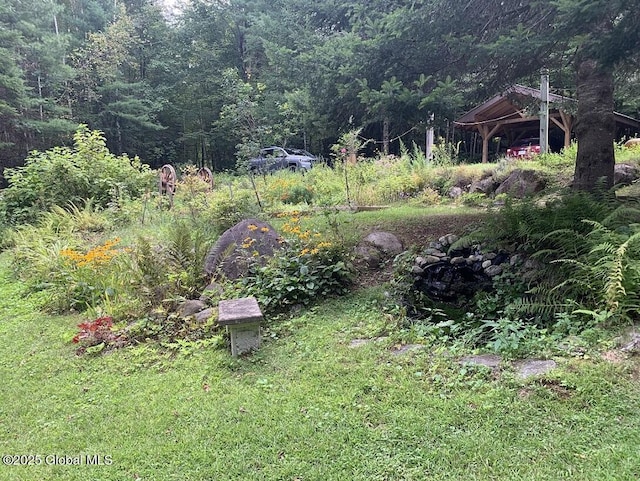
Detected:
left=204, top=218, right=283, bottom=280
left=494, top=169, right=546, bottom=198
left=624, top=138, right=640, bottom=149
left=469, top=176, right=499, bottom=195
left=355, top=231, right=403, bottom=268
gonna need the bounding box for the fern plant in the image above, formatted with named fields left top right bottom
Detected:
left=551, top=220, right=640, bottom=322
left=164, top=221, right=210, bottom=299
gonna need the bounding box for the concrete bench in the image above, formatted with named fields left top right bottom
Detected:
left=218, top=297, right=263, bottom=357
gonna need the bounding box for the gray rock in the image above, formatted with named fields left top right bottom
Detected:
left=614, top=163, right=640, bottom=186
left=482, top=260, right=493, bottom=269
left=524, top=258, right=540, bottom=270
left=484, top=252, right=497, bottom=260
left=356, top=245, right=382, bottom=268
left=449, top=186, right=464, bottom=198
left=179, top=299, right=207, bottom=318
left=349, top=339, right=370, bottom=348
left=438, top=234, right=459, bottom=246
left=411, top=265, right=425, bottom=275
left=510, top=254, right=524, bottom=266
left=194, top=308, right=215, bottom=323
left=415, top=256, right=428, bottom=267
left=356, top=231, right=404, bottom=268
left=494, top=169, right=546, bottom=198
left=450, top=256, right=466, bottom=265
left=445, top=234, right=459, bottom=246
left=460, top=354, right=502, bottom=369
left=515, top=359, right=557, bottom=379
left=469, top=177, right=499, bottom=194
left=390, top=344, right=425, bottom=356
left=363, top=231, right=404, bottom=255
left=204, top=218, right=283, bottom=280
left=484, top=265, right=503, bottom=277
left=423, top=255, right=442, bottom=265
left=620, top=331, right=640, bottom=353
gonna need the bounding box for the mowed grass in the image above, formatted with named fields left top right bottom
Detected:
left=1, top=247, right=640, bottom=481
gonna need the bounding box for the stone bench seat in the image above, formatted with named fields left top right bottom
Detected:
left=218, top=297, right=263, bottom=357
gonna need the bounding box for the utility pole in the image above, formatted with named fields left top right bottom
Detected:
left=540, top=68, right=550, bottom=154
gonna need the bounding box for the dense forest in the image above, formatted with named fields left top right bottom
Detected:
left=1, top=0, right=639, bottom=184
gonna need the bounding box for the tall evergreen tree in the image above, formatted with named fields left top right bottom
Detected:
left=0, top=0, right=77, bottom=182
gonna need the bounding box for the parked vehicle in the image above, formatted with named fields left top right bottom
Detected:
left=506, top=138, right=541, bottom=158
left=249, top=147, right=316, bottom=173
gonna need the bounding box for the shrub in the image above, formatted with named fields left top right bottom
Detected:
left=410, top=188, right=442, bottom=206
left=476, top=192, right=616, bottom=252
left=238, top=215, right=353, bottom=312
left=1, top=125, right=155, bottom=224
left=56, top=238, right=130, bottom=312
left=262, top=175, right=315, bottom=205
left=204, top=188, right=261, bottom=235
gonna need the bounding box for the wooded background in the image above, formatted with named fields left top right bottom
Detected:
left=1, top=0, right=638, bottom=182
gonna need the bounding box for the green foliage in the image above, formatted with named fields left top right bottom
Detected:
left=2, top=255, right=640, bottom=481
left=239, top=247, right=353, bottom=313
left=388, top=192, right=640, bottom=354
left=164, top=220, right=210, bottom=299
left=238, top=216, right=353, bottom=313
left=548, top=215, right=640, bottom=323
left=478, top=192, right=617, bottom=252
left=1, top=126, right=155, bottom=224
left=205, top=188, right=261, bottom=236
left=459, top=192, right=488, bottom=206
left=388, top=251, right=554, bottom=357
left=430, top=139, right=462, bottom=166
left=261, top=174, right=315, bottom=206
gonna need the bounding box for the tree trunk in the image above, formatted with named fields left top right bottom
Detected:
left=572, top=58, right=615, bottom=192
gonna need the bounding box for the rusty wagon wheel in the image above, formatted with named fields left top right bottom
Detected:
left=197, top=167, right=214, bottom=190
left=159, top=164, right=177, bottom=196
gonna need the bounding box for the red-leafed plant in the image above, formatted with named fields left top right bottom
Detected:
left=72, top=316, right=122, bottom=354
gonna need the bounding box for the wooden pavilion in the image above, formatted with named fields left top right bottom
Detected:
left=455, top=84, right=640, bottom=163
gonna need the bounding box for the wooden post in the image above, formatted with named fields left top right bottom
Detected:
left=478, top=123, right=501, bottom=163
left=551, top=111, right=573, bottom=150
left=539, top=68, right=550, bottom=154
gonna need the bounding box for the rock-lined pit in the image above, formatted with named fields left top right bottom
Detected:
left=410, top=234, right=520, bottom=301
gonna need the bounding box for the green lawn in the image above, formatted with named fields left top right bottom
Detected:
left=1, top=251, right=639, bottom=480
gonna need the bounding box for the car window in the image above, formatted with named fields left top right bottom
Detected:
left=261, top=148, right=275, bottom=158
